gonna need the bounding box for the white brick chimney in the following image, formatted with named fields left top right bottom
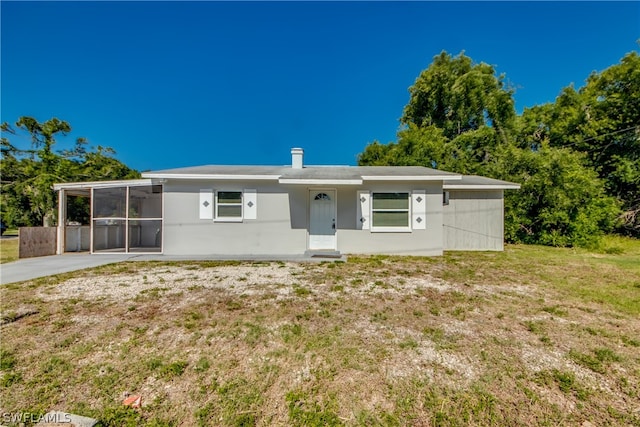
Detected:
left=291, top=148, right=304, bottom=169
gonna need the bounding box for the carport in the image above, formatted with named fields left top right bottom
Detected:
left=54, top=179, right=164, bottom=255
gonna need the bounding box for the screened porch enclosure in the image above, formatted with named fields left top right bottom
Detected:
left=92, top=184, right=163, bottom=253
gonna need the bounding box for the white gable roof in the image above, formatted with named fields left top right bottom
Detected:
left=142, top=165, right=463, bottom=184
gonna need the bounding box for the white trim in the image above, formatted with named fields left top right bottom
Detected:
left=361, top=175, right=462, bottom=181
left=357, top=190, right=370, bottom=230
left=160, top=185, right=165, bottom=254
left=145, top=173, right=462, bottom=182
left=125, top=187, right=130, bottom=254
left=142, top=173, right=279, bottom=181
left=243, top=189, right=257, bottom=220
left=411, top=190, right=426, bottom=230
left=54, top=179, right=155, bottom=191
left=370, top=227, right=412, bottom=233
left=90, top=188, right=94, bottom=254
left=443, top=184, right=520, bottom=190
left=199, top=189, right=214, bottom=220
left=308, top=188, right=338, bottom=251
left=214, top=190, right=244, bottom=222
left=125, top=217, right=163, bottom=221
left=213, top=217, right=244, bottom=223
left=279, top=178, right=363, bottom=185
left=370, top=191, right=412, bottom=233
left=56, top=189, right=65, bottom=255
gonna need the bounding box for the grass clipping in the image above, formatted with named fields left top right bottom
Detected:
left=1, top=244, right=639, bottom=426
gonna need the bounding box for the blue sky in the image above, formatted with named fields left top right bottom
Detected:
left=2, top=1, right=638, bottom=171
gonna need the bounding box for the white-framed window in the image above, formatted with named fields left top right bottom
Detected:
left=371, top=192, right=411, bottom=232
left=215, top=191, right=243, bottom=222
left=204, top=189, right=257, bottom=222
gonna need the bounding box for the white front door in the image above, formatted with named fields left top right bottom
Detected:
left=309, top=190, right=336, bottom=250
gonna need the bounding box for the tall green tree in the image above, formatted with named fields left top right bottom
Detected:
left=385, top=51, right=518, bottom=173
left=402, top=51, right=516, bottom=142
left=358, top=125, right=450, bottom=167
left=489, top=143, right=620, bottom=246
left=524, top=51, right=640, bottom=235
left=1, top=116, right=139, bottom=227
left=2, top=118, right=72, bottom=226
left=358, top=51, right=622, bottom=247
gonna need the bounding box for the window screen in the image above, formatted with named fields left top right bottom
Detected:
left=129, top=185, right=162, bottom=218
left=93, top=187, right=126, bottom=218
left=371, top=193, right=410, bottom=228
left=217, top=191, right=242, bottom=219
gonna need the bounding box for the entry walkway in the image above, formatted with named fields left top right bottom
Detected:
left=1, top=253, right=346, bottom=285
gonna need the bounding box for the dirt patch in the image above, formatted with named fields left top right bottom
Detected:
left=37, top=263, right=306, bottom=302
left=1, top=252, right=639, bottom=426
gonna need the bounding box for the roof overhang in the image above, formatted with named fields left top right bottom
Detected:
left=278, top=178, right=363, bottom=185
left=361, top=175, right=462, bottom=181
left=141, top=173, right=280, bottom=181
left=53, top=179, right=158, bottom=192
left=443, top=183, right=521, bottom=190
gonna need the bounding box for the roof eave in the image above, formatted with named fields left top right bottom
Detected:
left=53, top=179, right=156, bottom=191
left=278, top=178, right=363, bottom=185
left=141, top=173, right=280, bottom=181
left=361, top=175, right=462, bottom=181
left=443, top=184, right=521, bottom=190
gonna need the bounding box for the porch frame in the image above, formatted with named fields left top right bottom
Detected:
left=54, top=179, right=164, bottom=255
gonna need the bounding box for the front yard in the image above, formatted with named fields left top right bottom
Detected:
left=1, top=240, right=639, bottom=426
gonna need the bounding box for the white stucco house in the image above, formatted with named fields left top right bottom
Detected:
left=53, top=148, right=519, bottom=257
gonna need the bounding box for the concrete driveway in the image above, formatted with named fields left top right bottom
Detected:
left=1, top=252, right=346, bottom=285
left=0, top=253, right=138, bottom=285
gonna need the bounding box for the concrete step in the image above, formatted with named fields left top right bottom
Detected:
left=304, top=250, right=344, bottom=260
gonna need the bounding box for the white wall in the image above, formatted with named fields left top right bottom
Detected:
left=336, top=183, right=444, bottom=256
left=162, top=180, right=446, bottom=256
left=443, top=190, right=504, bottom=251
left=163, top=180, right=308, bottom=255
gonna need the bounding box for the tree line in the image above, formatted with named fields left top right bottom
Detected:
left=359, top=50, right=639, bottom=247
left=1, top=117, right=139, bottom=227
left=1, top=51, right=638, bottom=247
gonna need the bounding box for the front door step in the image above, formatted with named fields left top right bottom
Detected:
left=304, top=250, right=343, bottom=259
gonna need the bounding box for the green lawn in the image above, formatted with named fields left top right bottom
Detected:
left=0, top=238, right=18, bottom=263
left=0, top=238, right=638, bottom=426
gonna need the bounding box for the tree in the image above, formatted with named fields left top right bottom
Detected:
left=402, top=51, right=516, bottom=142
left=2, top=118, right=73, bottom=226
left=526, top=51, right=640, bottom=235
left=489, top=143, right=620, bottom=246
left=394, top=51, right=519, bottom=175
left=358, top=125, right=450, bottom=168
left=1, top=116, right=139, bottom=227
left=358, top=50, right=622, bottom=247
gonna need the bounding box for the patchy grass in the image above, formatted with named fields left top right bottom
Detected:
left=0, top=240, right=639, bottom=426
left=0, top=238, right=19, bottom=263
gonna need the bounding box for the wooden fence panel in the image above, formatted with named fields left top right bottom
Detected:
left=19, top=227, right=57, bottom=258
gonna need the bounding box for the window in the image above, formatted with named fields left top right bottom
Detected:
left=216, top=191, right=243, bottom=221
left=371, top=192, right=410, bottom=231
left=443, top=191, right=450, bottom=206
